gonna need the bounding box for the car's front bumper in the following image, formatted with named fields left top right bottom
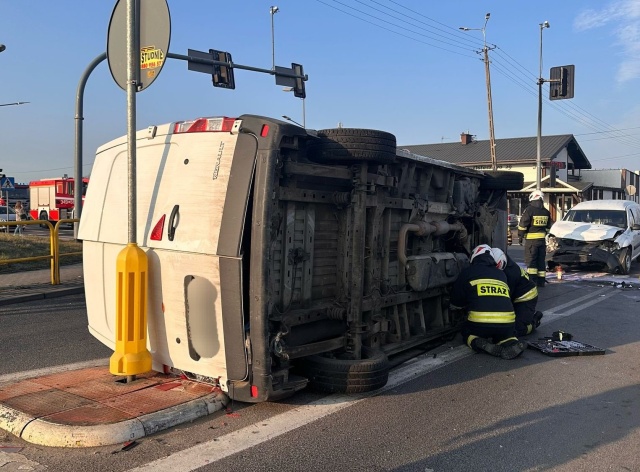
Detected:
left=546, top=243, right=622, bottom=272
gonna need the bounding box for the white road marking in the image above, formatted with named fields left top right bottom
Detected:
left=543, top=287, right=618, bottom=321
left=127, top=346, right=472, bottom=472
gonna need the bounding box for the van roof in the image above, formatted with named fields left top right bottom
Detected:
left=571, top=199, right=639, bottom=211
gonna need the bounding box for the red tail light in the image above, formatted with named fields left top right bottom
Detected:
left=260, top=124, right=270, bottom=137
left=250, top=385, right=258, bottom=398
left=173, top=117, right=237, bottom=134
left=151, top=214, right=166, bottom=240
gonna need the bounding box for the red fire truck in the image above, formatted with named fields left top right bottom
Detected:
left=29, top=177, right=89, bottom=223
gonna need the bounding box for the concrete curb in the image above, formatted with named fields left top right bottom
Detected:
left=2, top=392, right=228, bottom=448
left=0, top=287, right=84, bottom=306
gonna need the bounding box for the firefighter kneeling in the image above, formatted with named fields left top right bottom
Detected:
left=491, top=247, right=543, bottom=336
left=450, top=244, right=527, bottom=360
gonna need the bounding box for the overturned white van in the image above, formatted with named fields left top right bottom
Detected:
left=79, top=115, right=523, bottom=402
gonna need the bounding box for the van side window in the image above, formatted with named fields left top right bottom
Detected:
left=631, top=207, right=640, bottom=227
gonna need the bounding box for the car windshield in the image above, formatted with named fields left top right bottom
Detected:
left=564, top=209, right=627, bottom=228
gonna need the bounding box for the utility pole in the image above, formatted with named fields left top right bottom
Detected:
left=460, top=13, right=497, bottom=170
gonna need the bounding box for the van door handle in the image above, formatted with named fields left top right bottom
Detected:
left=168, top=205, right=179, bottom=241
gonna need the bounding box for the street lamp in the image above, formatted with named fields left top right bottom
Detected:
left=0, top=101, right=30, bottom=107
left=536, top=20, right=550, bottom=191
left=282, top=86, right=306, bottom=128
left=460, top=13, right=497, bottom=170
left=282, top=115, right=303, bottom=127
left=270, top=6, right=279, bottom=70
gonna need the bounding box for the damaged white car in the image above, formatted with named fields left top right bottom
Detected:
left=546, top=199, right=640, bottom=274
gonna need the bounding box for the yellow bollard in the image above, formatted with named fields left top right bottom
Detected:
left=110, top=243, right=152, bottom=377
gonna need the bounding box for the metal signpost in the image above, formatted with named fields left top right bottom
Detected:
left=106, top=0, right=171, bottom=381
left=0, top=175, right=14, bottom=223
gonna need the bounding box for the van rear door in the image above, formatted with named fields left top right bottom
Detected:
left=79, top=118, right=256, bottom=388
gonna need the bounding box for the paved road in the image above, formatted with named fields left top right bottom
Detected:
left=2, top=268, right=640, bottom=470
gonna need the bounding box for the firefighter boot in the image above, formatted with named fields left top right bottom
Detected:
left=533, top=311, right=544, bottom=329
left=470, top=338, right=503, bottom=357
left=500, top=340, right=528, bottom=360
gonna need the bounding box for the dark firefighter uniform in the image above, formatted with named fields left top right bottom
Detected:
left=450, top=252, right=519, bottom=352
left=503, top=254, right=542, bottom=336
left=518, top=198, right=552, bottom=287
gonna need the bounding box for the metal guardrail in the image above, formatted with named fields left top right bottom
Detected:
left=0, top=219, right=80, bottom=285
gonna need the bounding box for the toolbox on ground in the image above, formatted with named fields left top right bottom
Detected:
left=528, top=339, right=606, bottom=357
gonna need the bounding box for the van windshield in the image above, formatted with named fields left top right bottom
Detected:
left=564, top=209, right=627, bottom=228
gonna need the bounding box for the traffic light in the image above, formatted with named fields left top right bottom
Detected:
left=209, top=49, right=235, bottom=89
left=292, top=63, right=306, bottom=99
left=549, top=65, right=575, bottom=100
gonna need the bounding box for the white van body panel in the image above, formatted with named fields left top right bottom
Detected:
left=79, top=123, right=251, bottom=390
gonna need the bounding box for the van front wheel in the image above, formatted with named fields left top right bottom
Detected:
left=617, top=248, right=631, bottom=275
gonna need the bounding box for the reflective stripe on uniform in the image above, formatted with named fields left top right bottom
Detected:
left=470, top=279, right=509, bottom=289
left=514, top=286, right=538, bottom=303
left=526, top=267, right=538, bottom=275
left=517, top=225, right=527, bottom=232
left=497, top=336, right=519, bottom=345
left=538, top=271, right=546, bottom=278
left=468, top=311, right=516, bottom=323
left=466, top=334, right=478, bottom=347
left=525, top=233, right=546, bottom=239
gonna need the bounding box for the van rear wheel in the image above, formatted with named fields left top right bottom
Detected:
left=298, top=347, right=390, bottom=394
left=308, top=128, right=397, bottom=164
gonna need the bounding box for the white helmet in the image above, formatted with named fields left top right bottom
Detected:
left=529, top=190, right=544, bottom=201
left=490, top=247, right=507, bottom=270
left=470, top=244, right=492, bottom=264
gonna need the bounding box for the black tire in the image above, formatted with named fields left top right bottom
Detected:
left=298, top=347, right=390, bottom=394
left=480, top=171, right=524, bottom=191
left=617, top=247, right=631, bottom=275
left=308, top=128, right=397, bottom=164
left=39, top=210, right=48, bottom=228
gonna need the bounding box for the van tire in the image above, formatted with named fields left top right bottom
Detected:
left=308, top=128, right=397, bottom=164
left=480, top=171, right=524, bottom=191
left=298, top=347, right=390, bottom=394
left=617, top=248, right=631, bottom=275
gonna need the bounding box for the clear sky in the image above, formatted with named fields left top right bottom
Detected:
left=1, top=0, right=639, bottom=185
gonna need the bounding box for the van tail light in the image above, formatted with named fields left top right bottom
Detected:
left=260, top=124, right=269, bottom=137
left=173, top=117, right=237, bottom=134
left=151, top=214, right=166, bottom=241
left=250, top=385, right=259, bottom=398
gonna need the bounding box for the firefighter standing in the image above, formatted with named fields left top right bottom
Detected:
left=450, top=244, right=527, bottom=360
left=518, top=190, right=553, bottom=287
left=491, top=247, right=543, bottom=336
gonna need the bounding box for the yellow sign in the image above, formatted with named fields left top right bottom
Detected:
left=532, top=216, right=549, bottom=226
left=477, top=283, right=510, bottom=297
left=140, top=46, right=164, bottom=70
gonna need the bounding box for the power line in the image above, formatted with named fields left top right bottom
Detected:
left=315, top=0, right=640, bottom=156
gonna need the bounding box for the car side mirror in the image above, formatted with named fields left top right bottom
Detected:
left=632, top=224, right=640, bottom=231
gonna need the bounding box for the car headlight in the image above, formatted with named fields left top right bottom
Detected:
left=599, top=239, right=620, bottom=252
